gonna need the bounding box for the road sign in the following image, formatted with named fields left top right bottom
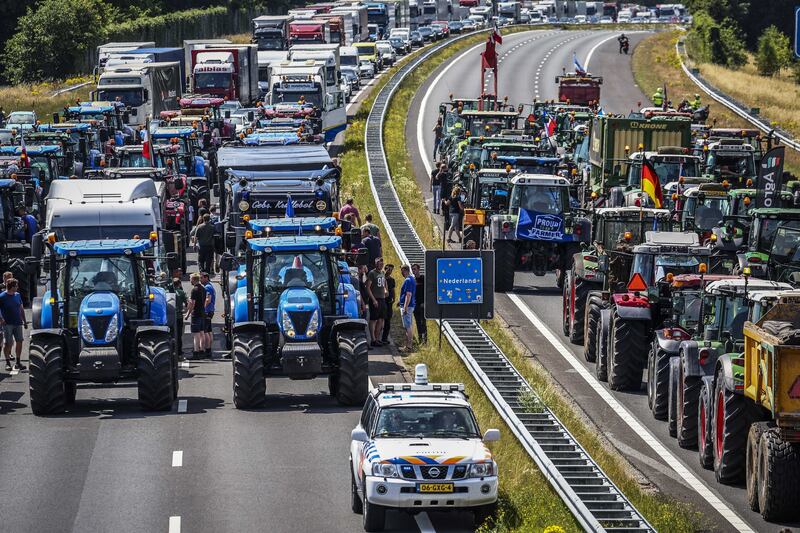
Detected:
left=436, top=257, right=483, bottom=304
left=796, top=7, right=800, bottom=58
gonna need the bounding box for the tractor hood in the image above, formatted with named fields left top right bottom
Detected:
left=367, top=438, right=493, bottom=466
left=278, top=285, right=321, bottom=340
left=79, top=291, right=121, bottom=345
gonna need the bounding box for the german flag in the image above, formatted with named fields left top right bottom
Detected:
left=641, top=160, right=663, bottom=208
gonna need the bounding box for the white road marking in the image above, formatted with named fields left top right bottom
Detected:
left=177, top=399, right=187, bottom=413
left=10, top=369, right=19, bottom=376
left=172, top=451, right=183, bottom=467
left=180, top=361, right=190, bottom=368
left=506, top=293, right=754, bottom=533
left=414, top=512, right=437, bottom=533
left=168, top=516, right=181, bottom=533
left=584, top=32, right=620, bottom=69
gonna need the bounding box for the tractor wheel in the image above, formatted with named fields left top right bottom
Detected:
left=189, top=182, right=210, bottom=212
left=647, top=346, right=671, bottom=420
left=595, top=309, right=610, bottom=382
left=8, top=257, right=32, bottom=307
left=335, top=330, right=369, bottom=406
left=568, top=274, right=589, bottom=345
left=493, top=240, right=516, bottom=292
left=136, top=332, right=174, bottom=411
left=351, top=467, right=363, bottom=514
left=757, top=427, right=800, bottom=521
left=64, top=382, right=77, bottom=406
left=28, top=337, right=67, bottom=415
left=676, top=362, right=701, bottom=449
left=746, top=422, right=770, bottom=512
left=608, top=310, right=647, bottom=391
left=363, top=491, right=386, bottom=532
left=583, top=295, right=601, bottom=363
left=232, top=331, right=266, bottom=409
left=712, top=372, right=754, bottom=484
left=698, top=380, right=714, bottom=469
left=561, top=274, right=571, bottom=336
left=667, top=357, right=679, bottom=438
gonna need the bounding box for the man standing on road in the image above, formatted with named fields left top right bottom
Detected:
left=361, top=227, right=382, bottom=270
left=382, top=263, right=395, bottom=345
left=366, top=257, right=386, bottom=348
left=0, top=279, right=27, bottom=371
left=398, top=265, right=416, bottom=352
left=193, top=214, right=215, bottom=275
left=201, top=272, right=215, bottom=359
left=433, top=118, right=443, bottom=159
left=431, top=163, right=446, bottom=214
left=411, top=264, right=427, bottom=344
left=185, top=273, right=207, bottom=359
left=339, top=198, right=362, bottom=227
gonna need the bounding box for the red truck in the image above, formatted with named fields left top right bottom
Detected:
left=555, top=74, right=603, bottom=106
left=190, top=45, right=259, bottom=104
left=312, top=14, right=346, bottom=44
left=289, top=20, right=331, bottom=45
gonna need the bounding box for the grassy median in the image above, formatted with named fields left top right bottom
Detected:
left=339, top=30, right=703, bottom=531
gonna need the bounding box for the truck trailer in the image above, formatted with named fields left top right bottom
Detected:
left=252, top=15, right=294, bottom=51
left=190, top=45, right=259, bottom=105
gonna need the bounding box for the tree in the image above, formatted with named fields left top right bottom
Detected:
left=687, top=10, right=748, bottom=69
left=4, top=0, right=113, bottom=83
left=756, top=25, right=792, bottom=76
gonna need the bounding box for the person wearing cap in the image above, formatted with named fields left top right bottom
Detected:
left=201, top=272, right=215, bottom=359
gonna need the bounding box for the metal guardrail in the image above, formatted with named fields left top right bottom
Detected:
left=675, top=38, right=800, bottom=153
left=364, top=29, right=655, bottom=533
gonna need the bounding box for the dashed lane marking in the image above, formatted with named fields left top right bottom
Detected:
left=172, top=451, right=183, bottom=467
left=177, top=399, right=187, bottom=413
left=168, top=516, right=181, bottom=533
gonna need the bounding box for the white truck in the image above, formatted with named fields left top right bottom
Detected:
left=257, top=51, right=289, bottom=99
left=289, top=44, right=341, bottom=94
left=350, top=364, right=500, bottom=531
left=498, top=1, right=521, bottom=23
left=183, top=39, right=232, bottom=83
left=92, top=61, right=181, bottom=127
left=190, top=45, right=259, bottom=105
left=331, top=5, right=369, bottom=42
left=95, top=41, right=154, bottom=71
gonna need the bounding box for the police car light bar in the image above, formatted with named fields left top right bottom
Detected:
left=377, top=383, right=466, bottom=393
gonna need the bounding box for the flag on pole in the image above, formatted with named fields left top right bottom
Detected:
left=492, top=24, right=503, bottom=44
left=285, top=194, right=295, bottom=217
left=641, top=160, right=664, bottom=208
left=573, top=53, right=587, bottom=76
left=142, top=126, right=151, bottom=162
left=481, top=35, right=497, bottom=71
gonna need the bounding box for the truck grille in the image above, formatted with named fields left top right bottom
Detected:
left=87, top=315, right=112, bottom=339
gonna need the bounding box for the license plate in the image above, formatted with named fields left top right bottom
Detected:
left=418, top=483, right=454, bottom=493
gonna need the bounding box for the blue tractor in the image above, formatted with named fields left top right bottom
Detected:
left=222, top=229, right=367, bottom=408
left=27, top=237, right=179, bottom=415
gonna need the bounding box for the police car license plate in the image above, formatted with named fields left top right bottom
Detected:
left=418, top=483, right=454, bottom=493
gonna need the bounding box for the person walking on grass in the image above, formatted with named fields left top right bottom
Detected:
left=398, top=265, right=416, bottom=351
left=361, top=213, right=380, bottom=240
left=185, top=273, right=207, bottom=359
left=382, top=263, right=396, bottom=344
left=0, top=279, right=27, bottom=371
left=366, top=257, right=387, bottom=348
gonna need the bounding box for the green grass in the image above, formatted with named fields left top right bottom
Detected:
left=0, top=76, right=93, bottom=118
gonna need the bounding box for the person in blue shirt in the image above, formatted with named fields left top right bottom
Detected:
left=201, top=272, right=216, bottom=359
left=0, top=278, right=27, bottom=371
left=398, top=265, right=416, bottom=352
left=15, top=206, right=37, bottom=243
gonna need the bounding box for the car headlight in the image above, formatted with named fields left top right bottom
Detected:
left=281, top=310, right=295, bottom=337
left=469, top=462, right=495, bottom=478
left=372, top=463, right=399, bottom=477
left=104, top=314, right=119, bottom=343
left=306, top=310, right=319, bottom=337
left=80, top=315, right=94, bottom=343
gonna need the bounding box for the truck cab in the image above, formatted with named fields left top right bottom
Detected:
left=94, top=62, right=181, bottom=126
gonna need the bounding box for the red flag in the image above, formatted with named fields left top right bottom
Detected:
left=481, top=36, right=497, bottom=71
left=641, top=160, right=664, bottom=208
left=492, top=24, right=503, bottom=44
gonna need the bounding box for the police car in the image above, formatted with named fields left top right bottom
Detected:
left=349, top=364, right=500, bottom=531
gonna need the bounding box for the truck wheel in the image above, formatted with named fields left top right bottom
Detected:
left=137, top=332, right=174, bottom=411
left=335, top=331, right=369, bottom=406
left=363, top=492, right=385, bottom=532
left=232, top=331, right=266, bottom=409
left=676, top=362, right=701, bottom=449
left=561, top=274, right=571, bottom=336
left=595, top=309, right=610, bottom=382
left=473, top=502, right=497, bottom=527
left=568, top=275, right=589, bottom=345
left=647, top=347, right=670, bottom=420
left=667, top=357, right=679, bottom=438
left=746, top=422, right=769, bottom=512
left=712, top=372, right=752, bottom=484
left=583, top=296, right=601, bottom=363
left=351, top=467, right=363, bottom=514
left=757, top=427, right=800, bottom=521
left=28, top=337, right=67, bottom=415
left=493, top=240, right=516, bottom=292
left=608, top=310, right=647, bottom=391
left=698, top=380, right=714, bottom=469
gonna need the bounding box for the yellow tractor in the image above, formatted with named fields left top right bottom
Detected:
left=743, top=292, right=800, bottom=520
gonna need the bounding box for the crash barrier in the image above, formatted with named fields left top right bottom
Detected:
left=365, top=28, right=655, bottom=532
left=676, top=38, right=800, bottom=153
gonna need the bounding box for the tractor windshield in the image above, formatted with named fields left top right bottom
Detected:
left=510, top=185, right=568, bottom=215
left=633, top=253, right=704, bottom=285
left=61, top=255, right=142, bottom=324
left=118, top=151, right=150, bottom=168
left=706, top=151, right=755, bottom=178
left=769, top=226, right=800, bottom=282
left=53, top=225, right=153, bottom=242
left=683, top=195, right=728, bottom=232
left=627, top=158, right=700, bottom=188
left=752, top=218, right=800, bottom=253
left=260, top=251, right=335, bottom=310
left=603, top=217, right=667, bottom=247
left=671, top=290, right=702, bottom=332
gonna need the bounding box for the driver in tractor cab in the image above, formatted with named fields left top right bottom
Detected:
left=280, top=256, right=313, bottom=287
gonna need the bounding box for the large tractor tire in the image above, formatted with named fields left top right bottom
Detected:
left=189, top=182, right=210, bottom=213
left=28, top=337, right=67, bottom=415
left=493, top=240, right=516, bottom=292
left=756, top=427, right=800, bottom=521
left=335, top=330, right=369, bottom=406
left=567, top=273, right=589, bottom=345
left=712, top=372, right=754, bottom=484
left=583, top=295, right=602, bottom=363
left=595, top=309, right=610, bottom=382
left=667, top=357, right=679, bottom=438
left=137, top=332, right=174, bottom=411
left=232, top=331, right=266, bottom=409
left=561, top=275, right=571, bottom=336
left=676, top=362, right=701, bottom=449
left=647, top=346, right=671, bottom=420
left=698, top=379, right=714, bottom=469
left=8, top=257, right=33, bottom=307
left=746, top=422, right=769, bottom=512
left=608, top=310, right=647, bottom=391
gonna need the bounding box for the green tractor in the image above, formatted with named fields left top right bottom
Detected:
left=737, top=208, right=800, bottom=282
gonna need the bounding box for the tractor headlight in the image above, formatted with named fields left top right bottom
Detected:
left=372, top=463, right=399, bottom=477
left=469, top=462, right=495, bottom=478
left=105, top=314, right=119, bottom=343
left=80, top=315, right=95, bottom=343
left=281, top=310, right=295, bottom=337
left=306, top=310, right=319, bottom=337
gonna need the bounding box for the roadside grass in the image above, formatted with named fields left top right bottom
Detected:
left=221, top=33, right=253, bottom=44
left=369, top=29, right=703, bottom=531
left=0, top=77, right=93, bottom=118
left=632, top=29, right=800, bottom=173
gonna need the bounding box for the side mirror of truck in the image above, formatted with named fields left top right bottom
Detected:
left=219, top=253, right=236, bottom=272
left=123, top=111, right=129, bottom=124
left=483, top=429, right=500, bottom=442
left=350, top=428, right=368, bottom=442
left=130, top=108, right=138, bottom=117
left=213, top=183, right=220, bottom=197
left=89, top=90, right=96, bottom=100
left=30, top=233, right=44, bottom=259
left=24, top=256, right=39, bottom=276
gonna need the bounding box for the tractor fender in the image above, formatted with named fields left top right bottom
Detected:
left=654, top=329, right=683, bottom=355
left=136, top=325, right=171, bottom=340
left=610, top=296, right=651, bottom=321
left=233, top=286, right=249, bottom=324
left=148, top=287, right=169, bottom=326
left=571, top=252, right=587, bottom=277
left=232, top=321, right=267, bottom=337
left=714, top=353, right=737, bottom=392
left=30, top=329, right=67, bottom=343
left=331, top=318, right=368, bottom=337
left=678, top=340, right=703, bottom=377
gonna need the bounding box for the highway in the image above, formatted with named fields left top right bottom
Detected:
left=407, top=28, right=791, bottom=532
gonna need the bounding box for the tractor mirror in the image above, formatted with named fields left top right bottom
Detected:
left=225, top=111, right=231, bottom=119
left=78, top=137, right=87, bottom=156
left=612, top=164, right=621, bottom=177
left=219, top=253, right=235, bottom=271
left=213, top=184, right=220, bottom=197
left=247, top=111, right=255, bottom=122
left=24, top=256, right=39, bottom=275
left=52, top=113, right=59, bottom=124
left=30, top=233, right=44, bottom=259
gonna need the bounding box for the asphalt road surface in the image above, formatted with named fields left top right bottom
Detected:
left=408, top=28, right=794, bottom=532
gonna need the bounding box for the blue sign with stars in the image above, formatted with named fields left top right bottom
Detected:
left=436, top=257, right=483, bottom=305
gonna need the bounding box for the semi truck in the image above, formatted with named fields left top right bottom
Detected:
left=257, top=51, right=289, bottom=99
left=313, top=14, right=347, bottom=44
left=190, top=45, right=259, bottom=105
left=289, top=20, right=332, bottom=45
left=251, top=15, right=294, bottom=51
left=288, top=44, right=341, bottom=95
left=331, top=5, right=369, bottom=42
left=103, top=47, right=186, bottom=92
left=92, top=62, right=181, bottom=127
left=95, top=41, right=154, bottom=71
left=183, top=39, right=232, bottom=83
left=498, top=1, right=522, bottom=22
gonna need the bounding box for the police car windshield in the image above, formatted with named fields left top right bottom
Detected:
left=373, top=406, right=479, bottom=438
left=510, top=184, right=567, bottom=215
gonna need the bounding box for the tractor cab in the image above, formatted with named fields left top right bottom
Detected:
left=739, top=208, right=800, bottom=279
left=621, top=148, right=703, bottom=208
left=679, top=183, right=729, bottom=238
left=630, top=232, right=711, bottom=292
left=0, top=145, right=63, bottom=191
left=702, top=138, right=756, bottom=184
left=151, top=127, right=206, bottom=177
